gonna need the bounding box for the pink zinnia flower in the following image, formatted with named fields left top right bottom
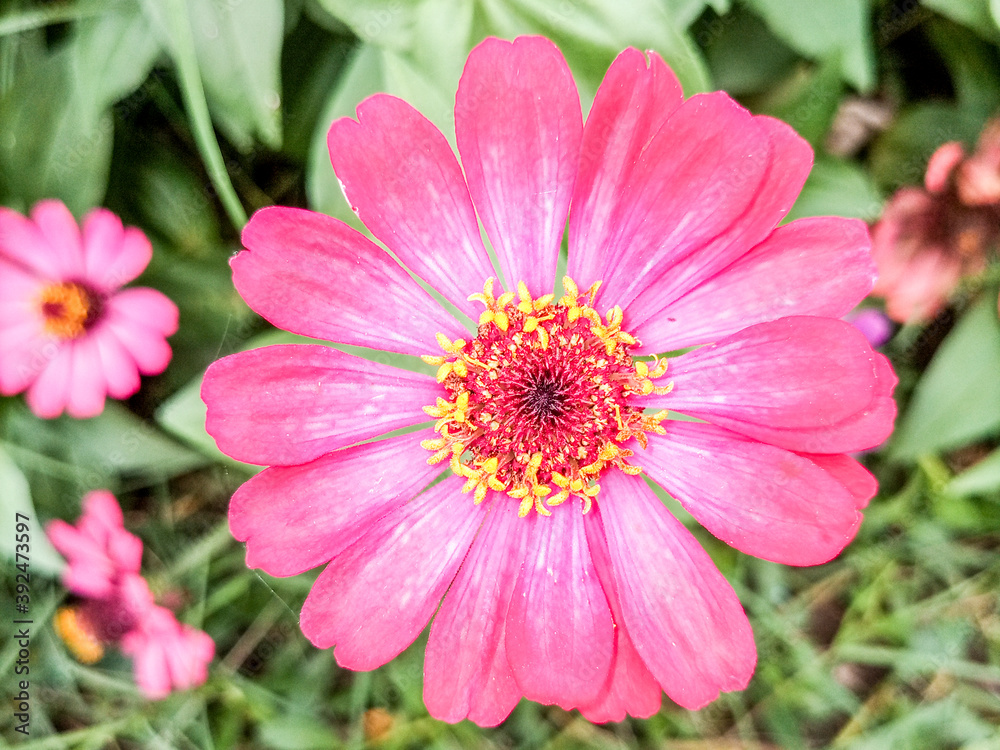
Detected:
left=0, top=199, right=178, bottom=418
left=871, top=120, right=1000, bottom=323
left=47, top=490, right=214, bottom=698
left=202, top=37, right=896, bottom=724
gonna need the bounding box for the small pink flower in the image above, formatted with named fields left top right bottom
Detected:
left=203, top=37, right=896, bottom=724
left=47, top=491, right=214, bottom=699
left=0, top=200, right=178, bottom=418
left=872, top=122, right=1000, bottom=323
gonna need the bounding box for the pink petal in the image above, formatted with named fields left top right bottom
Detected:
left=0, top=206, right=64, bottom=278
left=701, top=351, right=899, bottom=454
left=235, top=206, right=465, bottom=355
left=646, top=317, right=881, bottom=432
left=0, top=259, right=41, bottom=324
left=578, top=516, right=662, bottom=723
left=0, top=319, right=54, bottom=396
left=568, top=48, right=684, bottom=287
left=92, top=328, right=141, bottom=399
left=25, top=343, right=74, bottom=418
left=299, top=476, right=486, bottom=670
left=640, top=422, right=863, bottom=565
left=105, top=287, right=179, bottom=337
left=64, top=337, right=108, bottom=419
left=456, top=36, right=582, bottom=297
left=595, top=470, right=755, bottom=709
left=230, top=430, right=442, bottom=577
left=327, top=94, right=495, bottom=320
left=81, top=209, right=153, bottom=291
left=505, top=504, right=614, bottom=709
left=636, top=217, right=875, bottom=351
left=579, top=94, right=772, bottom=312
left=623, top=116, right=813, bottom=330
left=202, top=344, right=441, bottom=466
left=424, top=499, right=525, bottom=726
left=30, top=200, right=85, bottom=278
left=800, top=453, right=878, bottom=509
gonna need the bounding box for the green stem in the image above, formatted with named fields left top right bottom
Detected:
left=155, top=0, right=248, bottom=231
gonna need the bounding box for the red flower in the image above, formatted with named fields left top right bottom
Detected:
left=203, top=37, right=896, bottom=724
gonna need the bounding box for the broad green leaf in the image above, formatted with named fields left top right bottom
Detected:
left=701, top=5, right=799, bottom=95
left=760, top=56, right=844, bottom=146
left=142, top=0, right=284, bottom=150
left=948, top=447, right=1000, bottom=496
left=0, top=42, right=112, bottom=214
left=257, top=717, right=341, bottom=750
left=72, top=0, right=162, bottom=112
left=743, top=0, right=875, bottom=91
left=923, top=0, right=997, bottom=39
left=785, top=156, right=884, bottom=223
left=0, top=446, right=63, bottom=575
left=892, top=292, right=1000, bottom=460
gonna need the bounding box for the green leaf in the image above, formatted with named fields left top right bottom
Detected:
left=257, top=716, right=341, bottom=750
left=923, top=0, right=998, bottom=39
left=948, top=447, right=1000, bottom=496
left=72, top=0, right=162, bottom=112
left=0, top=40, right=112, bottom=214
left=760, top=56, right=844, bottom=146
left=142, top=0, right=284, bottom=151
left=0, top=446, right=63, bottom=576
left=891, top=292, right=1000, bottom=460
left=701, top=6, right=799, bottom=95
left=743, top=0, right=876, bottom=90
left=785, top=156, right=884, bottom=223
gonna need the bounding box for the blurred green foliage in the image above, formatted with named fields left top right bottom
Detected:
left=2, top=0, right=1000, bottom=748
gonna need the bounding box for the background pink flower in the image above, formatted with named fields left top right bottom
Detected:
left=203, top=37, right=896, bottom=725
left=0, top=199, right=178, bottom=418
left=47, top=490, right=214, bottom=699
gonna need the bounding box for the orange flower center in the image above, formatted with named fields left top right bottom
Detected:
left=37, top=281, right=101, bottom=339
left=53, top=606, right=105, bottom=664
left=421, top=276, right=673, bottom=517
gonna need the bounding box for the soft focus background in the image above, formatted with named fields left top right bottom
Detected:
left=3, top=0, right=1000, bottom=747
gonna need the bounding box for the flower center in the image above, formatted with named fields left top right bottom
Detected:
left=53, top=606, right=105, bottom=664
left=421, top=277, right=673, bottom=517
left=37, top=281, right=103, bottom=339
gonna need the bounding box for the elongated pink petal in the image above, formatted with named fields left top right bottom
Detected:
left=505, top=504, right=614, bottom=709
left=64, top=337, right=108, bottom=419
left=30, top=200, right=85, bottom=278
left=646, top=317, right=879, bottom=432
left=803, top=453, right=877, bottom=509
left=640, top=422, right=862, bottom=565
left=456, top=36, right=582, bottom=296
left=581, top=93, right=771, bottom=312
left=26, top=343, right=74, bottom=418
left=636, top=217, right=875, bottom=351
left=235, top=207, right=465, bottom=355
left=81, top=210, right=153, bottom=292
left=425, top=499, right=525, bottom=726
left=104, top=288, right=179, bottom=337
left=596, top=471, right=755, bottom=709
left=0, top=207, right=64, bottom=278
left=568, top=48, right=684, bottom=287
left=300, top=476, right=486, bottom=670
left=203, top=344, right=441, bottom=466
left=230, top=430, right=441, bottom=577
left=327, top=94, right=495, bottom=320
left=0, top=319, right=54, bottom=396
left=579, top=514, right=662, bottom=723
left=93, top=328, right=141, bottom=399
left=703, top=351, right=898, bottom=454
left=623, top=116, right=813, bottom=331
